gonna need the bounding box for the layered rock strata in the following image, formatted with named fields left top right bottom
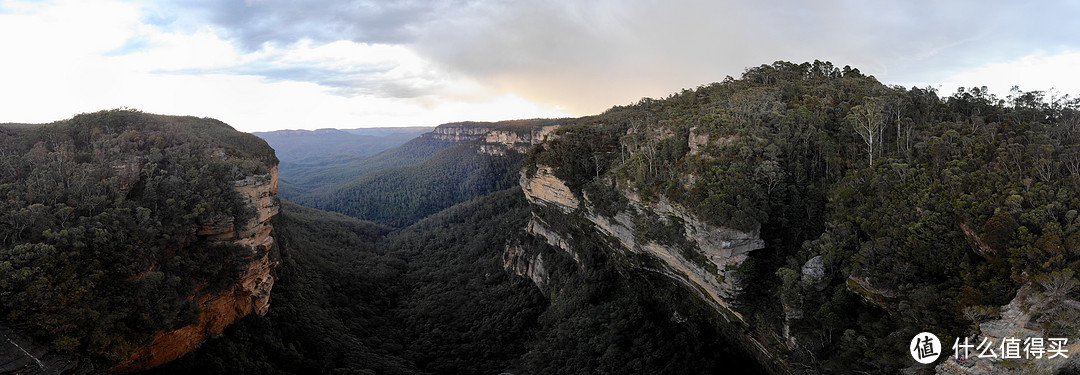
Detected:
left=112, top=166, right=281, bottom=372
left=480, top=126, right=560, bottom=155
left=426, top=125, right=494, bottom=142
left=517, top=166, right=764, bottom=320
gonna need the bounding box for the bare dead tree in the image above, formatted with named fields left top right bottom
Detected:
left=1038, top=269, right=1079, bottom=301
left=847, top=97, right=887, bottom=166
left=1064, top=146, right=1080, bottom=176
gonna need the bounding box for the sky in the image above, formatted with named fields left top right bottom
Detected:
left=1, top=0, right=1079, bottom=132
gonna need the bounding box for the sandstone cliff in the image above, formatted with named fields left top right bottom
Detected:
left=516, top=165, right=764, bottom=321
left=501, top=214, right=581, bottom=289
left=503, top=243, right=548, bottom=289
left=936, top=283, right=1080, bottom=375
left=480, top=125, right=560, bottom=155
left=418, top=121, right=561, bottom=156
left=0, top=110, right=282, bottom=375
left=111, top=166, right=281, bottom=373
left=510, top=159, right=782, bottom=373
left=424, top=123, right=496, bottom=142
left=520, top=166, right=579, bottom=213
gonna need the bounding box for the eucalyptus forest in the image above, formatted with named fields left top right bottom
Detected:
left=2, top=61, right=1080, bottom=374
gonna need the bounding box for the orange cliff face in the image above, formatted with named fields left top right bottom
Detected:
left=111, top=166, right=281, bottom=373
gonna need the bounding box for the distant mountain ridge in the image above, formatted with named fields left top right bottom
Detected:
left=340, top=126, right=434, bottom=137
left=11, top=60, right=1080, bottom=375
left=274, top=119, right=566, bottom=227
left=253, top=127, right=432, bottom=161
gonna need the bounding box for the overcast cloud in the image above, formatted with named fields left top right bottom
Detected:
left=1, top=0, right=1078, bottom=131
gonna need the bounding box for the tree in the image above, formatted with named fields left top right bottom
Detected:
left=1064, top=145, right=1080, bottom=176
left=847, top=97, right=886, bottom=166
left=754, top=160, right=784, bottom=196
left=1037, top=269, right=1079, bottom=301
left=885, top=87, right=908, bottom=153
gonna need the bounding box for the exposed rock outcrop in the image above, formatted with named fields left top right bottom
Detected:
left=521, top=166, right=579, bottom=213
left=480, top=125, right=560, bottom=155
left=782, top=256, right=826, bottom=347
left=688, top=127, right=739, bottom=155
left=424, top=124, right=494, bottom=142
left=0, top=325, right=94, bottom=375
left=503, top=243, right=548, bottom=289
left=0, top=167, right=281, bottom=375
left=845, top=275, right=896, bottom=309
left=421, top=121, right=561, bottom=156
left=518, top=167, right=764, bottom=321
left=112, top=166, right=281, bottom=372
left=515, top=167, right=783, bottom=373
left=518, top=165, right=578, bottom=213
left=588, top=195, right=762, bottom=320
left=800, top=255, right=826, bottom=291
left=526, top=216, right=579, bottom=263
left=936, top=283, right=1080, bottom=374
left=959, top=222, right=996, bottom=260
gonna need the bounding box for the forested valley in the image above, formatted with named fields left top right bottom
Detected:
left=152, top=190, right=765, bottom=374
left=4, top=59, right=1080, bottom=374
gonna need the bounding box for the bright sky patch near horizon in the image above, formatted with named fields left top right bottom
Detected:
left=1, top=0, right=1078, bottom=132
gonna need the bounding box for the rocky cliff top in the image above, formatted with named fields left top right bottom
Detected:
left=0, top=109, right=281, bottom=374
left=936, top=283, right=1080, bottom=374
left=113, top=166, right=280, bottom=372
left=421, top=119, right=564, bottom=147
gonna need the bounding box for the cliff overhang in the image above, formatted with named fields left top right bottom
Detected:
left=517, top=166, right=763, bottom=320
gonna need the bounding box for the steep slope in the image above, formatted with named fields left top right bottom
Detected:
left=277, top=134, right=458, bottom=202
left=111, top=167, right=280, bottom=372
left=254, top=127, right=432, bottom=161
left=155, top=189, right=767, bottom=374
left=512, top=61, right=1080, bottom=374
left=300, top=119, right=563, bottom=227
left=14, top=61, right=1079, bottom=375
left=0, top=110, right=280, bottom=373
left=274, top=121, right=531, bottom=205
left=256, top=126, right=436, bottom=202
left=153, top=192, right=548, bottom=374
left=148, top=201, right=416, bottom=375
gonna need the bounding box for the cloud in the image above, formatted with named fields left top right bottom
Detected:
left=905, top=50, right=1080, bottom=99
left=5, top=0, right=1080, bottom=132
left=116, top=0, right=1080, bottom=116
left=155, top=0, right=472, bottom=49
left=0, top=0, right=140, bottom=57
left=104, top=35, right=152, bottom=56
left=160, top=40, right=489, bottom=100
left=0, top=0, right=569, bottom=131
left=406, top=0, right=1080, bottom=114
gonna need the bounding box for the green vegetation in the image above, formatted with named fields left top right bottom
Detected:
left=279, top=118, right=564, bottom=228
left=254, top=127, right=431, bottom=161
left=277, top=136, right=458, bottom=203
left=0, top=109, right=276, bottom=363
left=148, top=201, right=416, bottom=374
left=155, top=190, right=764, bottom=374
left=524, top=60, right=1080, bottom=373
left=9, top=60, right=1080, bottom=374
left=306, top=143, right=522, bottom=227
left=4, top=108, right=755, bottom=374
